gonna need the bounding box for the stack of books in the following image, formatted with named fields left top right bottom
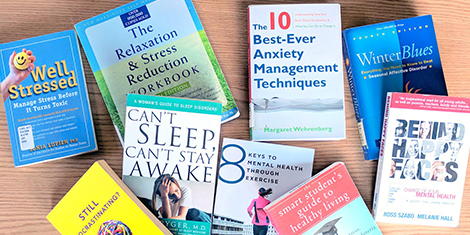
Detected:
left=0, top=0, right=468, bottom=234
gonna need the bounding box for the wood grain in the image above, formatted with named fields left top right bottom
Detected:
left=0, top=0, right=468, bottom=233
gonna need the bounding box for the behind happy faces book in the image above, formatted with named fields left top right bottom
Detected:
left=0, top=30, right=97, bottom=167
left=373, top=92, right=470, bottom=227
left=122, top=94, right=222, bottom=235
left=264, top=162, right=381, bottom=235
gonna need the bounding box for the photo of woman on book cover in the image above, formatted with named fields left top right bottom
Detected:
left=150, top=174, right=210, bottom=222
left=247, top=187, right=272, bottom=235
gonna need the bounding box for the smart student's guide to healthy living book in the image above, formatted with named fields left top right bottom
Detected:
left=122, top=94, right=221, bottom=235
left=342, top=15, right=448, bottom=160
left=248, top=4, right=345, bottom=141
left=373, top=92, right=470, bottom=227
left=47, top=160, right=172, bottom=235
left=75, top=0, right=239, bottom=142
left=0, top=30, right=97, bottom=167
left=264, top=162, right=382, bottom=235
left=212, top=138, right=315, bottom=235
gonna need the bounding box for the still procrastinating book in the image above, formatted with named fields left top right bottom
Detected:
left=265, top=162, right=382, bottom=235
left=0, top=30, right=97, bottom=167
left=122, top=94, right=222, bottom=234
left=47, top=160, right=172, bottom=235
left=212, top=138, right=315, bottom=234
left=75, top=0, right=239, bottom=142
left=373, top=93, right=470, bottom=227
left=342, top=15, right=447, bottom=160
left=248, top=4, right=345, bottom=141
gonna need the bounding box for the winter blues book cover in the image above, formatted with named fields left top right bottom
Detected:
left=265, top=162, right=381, bottom=235
left=47, top=160, right=172, bottom=235
left=342, top=15, right=447, bottom=160
left=122, top=94, right=221, bottom=235
left=248, top=4, right=345, bottom=141
left=75, top=0, right=239, bottom=142
left=0, top=30, right=97, bottom=167
left=373, top=93, right=470, bottom=227
left=212, top=138, right=314, bottom=234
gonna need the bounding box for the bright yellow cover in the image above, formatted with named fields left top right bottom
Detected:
left=47, top=160, right=172, bottom=235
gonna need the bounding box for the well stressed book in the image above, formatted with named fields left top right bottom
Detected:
left=265, top=162, right=381, bottom=235
left=373, top=93, right=470, bottom=227
left=47, top=160, right=172, bottom=235
left=248, top=4, right=345, bottom=141
left=122, top=94, right=222, bottom=235
left=75, top=0, right=239, bottom=142
left=212, top=138, right=314, bottom=234
left=0, top=30, right=97, bottom=167
left=342, top=15, right=447, bottom=160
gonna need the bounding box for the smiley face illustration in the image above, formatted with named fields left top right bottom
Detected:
left=13, top=52, right=31, bottom=70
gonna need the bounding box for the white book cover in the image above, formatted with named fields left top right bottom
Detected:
left=248, top=4, right=345, bottom=141
left=373, top=92, right=470, bottom=227
left=122, top=94, right=222, bottom=235
left=212, top=138, right=314, bottom=234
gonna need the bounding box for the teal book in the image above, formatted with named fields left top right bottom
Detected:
left=0, top=30, right=97, bottom=167
left=343, top=15, right=447, bottom=160
left=75, top=0, right=239, bottom=142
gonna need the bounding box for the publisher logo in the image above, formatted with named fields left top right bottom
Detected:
left=120, top=5, right=151, bottom=28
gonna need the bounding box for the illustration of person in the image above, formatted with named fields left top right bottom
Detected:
left=419, top=121, right=432, bottom=139
left=431, top=161, right=445, bottom=181
left=1, top=49, right=35, bottom=101
left=151, top=174, right=210, bottom=222
left=405, top=139, right=419, bottom=159
left=390, top=159, right=396, bottom=178
left=394, top=120, right=407, bottom=137
left=439, top=142, right=463, bottom=162
left=439, top=122, right=454, bottom=141
left=247, top=187, right=272, bottom=235
left=401, top=159, right=416, bottom=179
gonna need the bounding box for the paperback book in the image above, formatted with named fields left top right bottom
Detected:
left=75, top=0, right=239, bottom=142
left=0, top=30, right=97, bottom=167
left=342, top=15, right=448, bottom=160
left=264, top=162, right=381, bottom=235
left=373, top=92, right=470, bottom=227
left=122, top=94, right=222, bottom=234
left=47, top=160, right=172, bottom=235
left=212, top=138, right=315, bottom=234
left=248, top=4, right=345, bottom=141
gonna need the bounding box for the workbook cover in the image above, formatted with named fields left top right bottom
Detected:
left=265, top=162, right=382, bottom=235
left=0, top=30, right=97, bottom=167
left=212, top=138, right=314, bottom=234
left=75, top=0, right=239, bottom=142
left=343, top=15, right=448, bottom=160
left=122, top=94, right=222, bottom=235
left=248, top=4, right=345, bottom=141
left=373, top=93, right=470, bottom=227
left=47, top=160, right=172, bottom=235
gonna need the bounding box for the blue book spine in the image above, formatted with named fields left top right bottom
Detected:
left=0, top=30, right=97, bottom=166
left=342, top=15, right=447, bottom=161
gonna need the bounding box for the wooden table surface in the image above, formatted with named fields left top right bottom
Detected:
left=0, top=0, right=469, bottom=234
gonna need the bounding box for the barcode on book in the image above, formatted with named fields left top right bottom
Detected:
left=18, top=125, right=34, bottom=151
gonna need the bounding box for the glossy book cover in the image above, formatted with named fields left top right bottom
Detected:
left=373, top=93, right=470, bottom=227
left=122, top=94, right=222, bottom=235
left=265, top=162, right=381, bottom=235
left=75, top=0, right=239, bottom=142
left=47, top=160, right=172, bottom=235
left=248, top=4, right=345, bottom=141
left=213, top=138, right=314, bottom=234
left=343, top=15, right=447, bottom=160
left=0, top=30, right=97, bottom=167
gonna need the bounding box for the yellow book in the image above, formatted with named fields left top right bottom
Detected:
left=47, top=160, right=172, bottom=235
